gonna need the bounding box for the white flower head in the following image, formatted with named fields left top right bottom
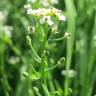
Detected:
left=40, top=16, right=54, bottom=25
left=8, top=56, right=20, bottom=65
left=61, top=69, right=77, bottom=78
left=27, top=8, right=34, bottom=14
left=47, top=19, right=54, bottom=25
left=58, top=15, right=66, bottom=21
left=24, top=4, right=31, bottom=9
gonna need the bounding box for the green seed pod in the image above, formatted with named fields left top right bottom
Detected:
left=33, top=87, right=41, bottom=96
left=22, top=72, right=29, bottom=78
left=26, top=35, right=31, bottom=46
left=33, top=87, right=39, bottom=93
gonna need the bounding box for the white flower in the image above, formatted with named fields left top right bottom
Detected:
left=27, top=8, right=33, bottom=14
left=61, top=69, right=77, bottom=78
left=24, top=4, right=31, bottom=9
left=40, top=16, right=54, bottom=25
left=27, top=7, right=66, bottom=23
left=58, top=15, right=66, bottom=21
left=8, top=56, right=20, bottom=65
left=47, top=19, right=54, bottom=25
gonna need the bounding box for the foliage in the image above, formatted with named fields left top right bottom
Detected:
left=0, top=0, right=96, bottom=96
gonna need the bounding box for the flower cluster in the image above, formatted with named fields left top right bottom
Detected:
left=27, top=7, right=66, bottom=25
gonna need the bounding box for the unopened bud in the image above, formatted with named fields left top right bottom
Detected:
left=57, top=57, right=65, bottom=67
left=28, top=26, right=36, bottom=35
left=64, top=32, right=71, bottom=39
left=51, top=25, right=58, bottom=34
left=33, top=87, right=39, bottom=92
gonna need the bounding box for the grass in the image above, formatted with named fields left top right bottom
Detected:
left=0, top=0, right=96, bottom=96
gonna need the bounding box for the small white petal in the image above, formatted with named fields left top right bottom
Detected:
left=47, top=20, right=54, bottom=25
left=27, top=8, right=33, bottom=14
left=58, top=15, right=66, bottom=21
left=40, top=18, right=45, bottom=24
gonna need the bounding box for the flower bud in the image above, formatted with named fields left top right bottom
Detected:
left=33, top=87, right=39, bottom=93
left=51, top=25, right=58, bottom=34
left=57, top=57, right=65, bottom=68
left=28, top=26, right=36, bottom=35
left=22, top=72, right=29, bottom=78
left=64, top=32, right=71, bottom=39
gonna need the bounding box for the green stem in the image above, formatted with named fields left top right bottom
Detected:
left=40, top=25, right=48, bottom=86
left=48, top=37, right=65, bottom=42
left=30, top=44, right=41, bottom=63
left=45, top=64, right=58, bottom=72
left=64, top=0, right=76, bottom=95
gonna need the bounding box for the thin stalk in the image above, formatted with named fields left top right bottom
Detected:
left=64, top=0, right=76, bottom=95
left=42, top=84, right=51, bottom=96
left=48, top=36, right=65, bottom=42
left=30, top=43, right=41, bottom=63
left=45, top=64, right=58, bottom=72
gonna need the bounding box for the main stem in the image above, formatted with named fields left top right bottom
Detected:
left=41, top=25, right=48, bottom=86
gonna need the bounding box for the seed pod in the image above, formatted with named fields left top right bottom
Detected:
left=22, top=72, right=29, bottom=78
left=26, top=35, right=31, bottom=46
